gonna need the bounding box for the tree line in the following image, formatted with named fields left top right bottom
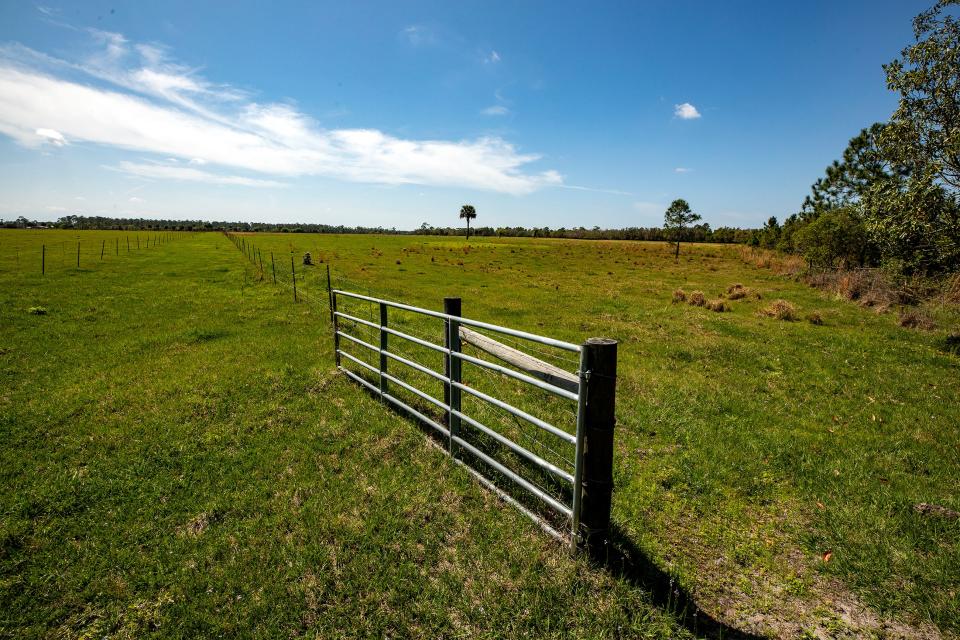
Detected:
left=756, top=1, right=960, bottom=276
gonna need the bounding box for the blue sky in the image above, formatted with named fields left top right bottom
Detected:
left=0, top=1, right=931, bottom=229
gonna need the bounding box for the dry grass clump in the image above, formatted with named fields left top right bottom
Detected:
left=806, top=311, right=824, bottom=325
left=760, top=299, right=798, bottom=321
left=688, top=291, right=706, bottom=307
left=706, top=299, right=728, bottom=312
left=672, top=288, right=687, bottom=303
left=898, top=310, right=936, bottom=331
left=726, top=283, right=751, bottom=300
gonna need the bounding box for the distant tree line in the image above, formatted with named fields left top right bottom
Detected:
left=2, top=214, right=765, bottom=244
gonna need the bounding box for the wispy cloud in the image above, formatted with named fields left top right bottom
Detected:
left=560, top=184, right=633, bottom=197
left=674, top=167, right=692, bottom=173
left=401, top=25, right=437, bottom=47
left=481, top=105, right=509, bottom=116
left=673, top=102, right=701, bottom=120
left=484, top=50, right=501, bottom=64
left=0, top=31, right=562, bottom=195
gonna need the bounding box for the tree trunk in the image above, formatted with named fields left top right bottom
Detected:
left=466, top=218, right=471, bottom=240
left=675, top=239, right=680, bottom=262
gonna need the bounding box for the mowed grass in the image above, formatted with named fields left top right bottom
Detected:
left=1, top=229, right=958, bottom=638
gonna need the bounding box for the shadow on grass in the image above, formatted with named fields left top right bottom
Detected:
left=343, top=371, right=764, bottom=639
left=593, top=523, right=765, bottom=639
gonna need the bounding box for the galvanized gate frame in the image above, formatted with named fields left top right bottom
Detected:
left=330, top=288, right=617, bottom=550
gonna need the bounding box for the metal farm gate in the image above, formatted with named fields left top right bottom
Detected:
left=330, top=289, right=618, bottom=550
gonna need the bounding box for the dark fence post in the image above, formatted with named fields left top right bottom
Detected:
left=331, top=291, right=341, bottom=367
left=325, top=264, right=333, bottom=323
left=379, top=303, right=389, bottom=398
left=290, top=256, right=297, bottom=302
left=76, top=241, right=80, bottom=268
left=101, top=240, right=105, bottom=260
left=271, top=252, right=277, bottom=284
left=443, top=297, right=462, bottom=454
left=41, top=244, right=45, bottom=275
left=579, top=337, right=618, bottom=553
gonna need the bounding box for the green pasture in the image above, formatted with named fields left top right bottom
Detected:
left=1, top=229, right=957, bottom=638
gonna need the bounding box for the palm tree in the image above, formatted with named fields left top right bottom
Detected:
left=459, top=205, right=477, bottom=239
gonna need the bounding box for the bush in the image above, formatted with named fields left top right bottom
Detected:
left=302, top=252, right=312, bottom=266
left=688, top=291, right=706, bottom=307
left=672, top=288, right=687, bottom=303
left=27, top=306, right=47, bottom=315
left=807, top=311, right=824, bottom=325
left=760, top=299, right=798, bottom=321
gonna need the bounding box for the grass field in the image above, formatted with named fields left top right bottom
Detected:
left=1, top=229, right=958, bottom=638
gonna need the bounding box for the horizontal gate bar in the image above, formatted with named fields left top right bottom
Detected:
left=452, top=381, right=576, bottom=445
left=334, top=290, right=581, bottom=352
left=335, top=310, right=450, bottom=355
left=453, top=350, right=578, bottom=401
left=336, top=311, right=576, bottom=401
left=451, top=434, right=572, bottom=517
left=453, top=409, right=574, bottom=484
left=338, top=328, right=448, bottom=384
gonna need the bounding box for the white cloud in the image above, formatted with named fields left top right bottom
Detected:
left=35, top=127, right=66, bottom=146
left=481, top=105, right=509, bottom=116
left=111, top=161, right=288, bottom=188
left=0, top=35, right=562, bottom=195
left=402, top=25, right=436, bottom=47
left=484, top=50, right=501, bottom=64
left=674, top=167, right=692, bottom=173
left=673, top=103, right=701, bottom=120
left=128, top=195, right=145, bottom=202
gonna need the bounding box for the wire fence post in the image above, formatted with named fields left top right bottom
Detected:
left=41, top=244, right=45, bottom=275
left=379, top=302, right=389, bottom=398
left=127, top=237, right=130, bottom=253
left=116, top=238, right=119, bottom=255
left=444, top=297, right=462, bottom=456
left=291, top=255, right=298, bottom=302
left=100, top=240, right=105, bottom=260
left=575, top=337, right=618, bottom=553
left=76, top=241, right=80, bottom=268
left=271, top=252, right=276, bottom=284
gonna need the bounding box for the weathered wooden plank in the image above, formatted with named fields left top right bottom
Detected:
left=459, top=326, right=579, bottom=393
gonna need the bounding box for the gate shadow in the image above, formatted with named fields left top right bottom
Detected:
left=592, top=523, right=765, bottom=639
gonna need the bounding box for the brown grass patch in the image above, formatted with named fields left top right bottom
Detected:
left=898, top=310, right=936, bottom=331
left=726, top=283, right=751, bottom=300
left=806, top=311, right=824, bottom=325
left=672, top=288, right=687, bottom=303
left=688, top=290, right=705, bottom=307
left=706, top=299, right=728, bottom=312
left=760, top=299, right=798, bottom=321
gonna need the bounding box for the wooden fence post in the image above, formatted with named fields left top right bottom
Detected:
left=41, top=244, right=45, bottom=275
left=271, top=252, right=276, bottom=284
left=443, top=297, right=462, bottom=454
left=101, top=240, right=105, bottom=260
left=76, top=241, right=80, bottom=268
left=579, top=337, right=618, bottom=553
